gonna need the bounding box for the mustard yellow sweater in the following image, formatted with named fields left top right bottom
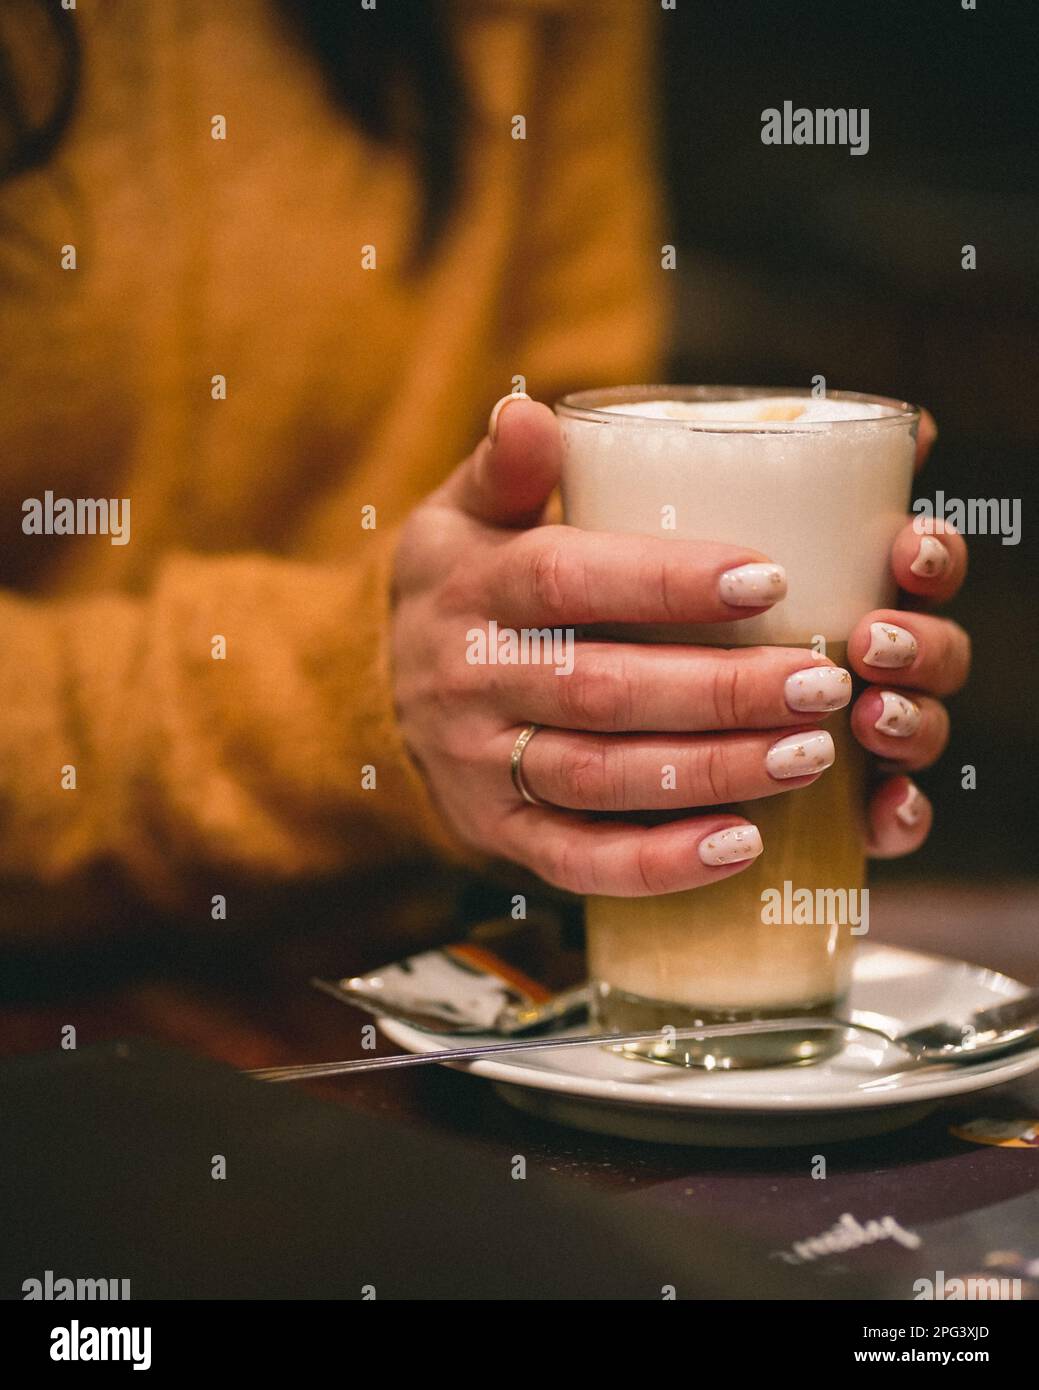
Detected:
left=0, top=0, right=665, bottom=937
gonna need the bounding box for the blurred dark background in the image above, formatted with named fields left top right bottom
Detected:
left=660, top=0, right=1036, bottom=881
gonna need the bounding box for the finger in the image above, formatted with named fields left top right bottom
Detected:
left=500, top=643, right=853, bottom=733
left=490, top=525, right=789, bottom=626
left=866, top=776, right=932, bottom=858
left=440, top=393, right=561, bottom=527
left=890, top=517, right=967, bottom=604
left=914, top=408, right=938, bottom=474
left=849, top=609, right=971, bottom=697
left=500, top=808, right=765, bottom=897
left=850, top=689, right=950, bottom=771
left=513, top=725, right=834, bottom=812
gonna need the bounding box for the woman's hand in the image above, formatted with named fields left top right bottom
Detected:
left=392, top=396, right=968, bottom=895
left=847, top=410, right=971, bottom=856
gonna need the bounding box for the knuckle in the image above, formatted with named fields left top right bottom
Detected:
left=437, top=558, right=481, bottom=615
left=690, top=740, right=732, bottom=804
left=709, top=653, right=747, bottom=728
left=539, top=837, right=589, bottom=894
left=556, top=659, right=624, bottom=729
left=633, top=837, right=669, bottom=896
left=523, top=532, right=576, bottom=621
left=438, top=717, right=480, bottom=765
left=560, top=740, right=620, bottom=810
left=645, top=552, right=682, bottom=622
left=432, top=645, right=478, bottom=713
left=418, top=668, right=481, bottom=763
left=424, top=690, right=472, bottom=759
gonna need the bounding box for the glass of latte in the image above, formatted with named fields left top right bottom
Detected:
left=555, top=387, right=919, bottom=1067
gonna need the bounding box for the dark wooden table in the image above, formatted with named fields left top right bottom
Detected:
left=1, top=880, right=1036, bottom=1192
left=2, top=877, right=1037, bottom=1302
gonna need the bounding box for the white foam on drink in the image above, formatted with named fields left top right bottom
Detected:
left=602, top=396, right=893, bottom=426
left=561, top=394, right=916, bottom=643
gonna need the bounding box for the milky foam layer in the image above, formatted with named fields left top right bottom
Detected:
left=560, top=394, right=916, bottom=643
left=602, top=396, right=893, bottom=425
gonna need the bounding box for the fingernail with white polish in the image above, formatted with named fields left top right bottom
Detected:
left=896, top=782, right=927, bottom=827
left=719, top=563, right=787, bottom=607
left=910, top=535, right=949, bottom=579
left=765, top=730, right=835, bottom=779
left=784, top=666, right=853, bottom=712
left=874, top=690, right=921, bottom=738
left=864, top=621, right=917, bottom=669
left=488, top=391, right=530, bottom=444
left=698, top=824, right=764, bottom=866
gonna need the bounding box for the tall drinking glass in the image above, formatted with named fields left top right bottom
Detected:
left=556, top=387, right=918, bottom=1067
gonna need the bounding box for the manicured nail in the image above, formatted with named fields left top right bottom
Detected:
left=488, top=391, right=530, bottom=444
left=719, top=563, right=787, bottom=607
left=896, top=782, right=927, bottom=827
left=864, top=621, right=917, bottom=669
left=910, top=535, right=949, bottom=579
left=765, top=730, right=835, bottom=779
left=784, top=666, right=853, bottom=712
left=874, top=691, right=921, bottom=738
left=698, top=824, right=763, bottom=866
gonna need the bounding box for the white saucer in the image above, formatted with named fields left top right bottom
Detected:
left=377, top=944, right=1039, bottom=1146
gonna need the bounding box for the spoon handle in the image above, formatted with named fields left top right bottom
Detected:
left=245, top=1016, right=842, bottom=1082
left=973, top=987, right=1039, bottom=1036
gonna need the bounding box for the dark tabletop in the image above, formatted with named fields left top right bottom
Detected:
left=2, top=879, right=1037, bottom=1297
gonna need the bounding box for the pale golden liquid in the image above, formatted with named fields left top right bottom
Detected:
left=588, top=646, right=867, bottom=1065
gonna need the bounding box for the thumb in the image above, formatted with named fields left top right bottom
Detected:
left=445, top=392, right=562, bottom=528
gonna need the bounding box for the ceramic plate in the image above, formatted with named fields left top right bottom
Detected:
left=377, top=944, right=1039, bottom=1146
